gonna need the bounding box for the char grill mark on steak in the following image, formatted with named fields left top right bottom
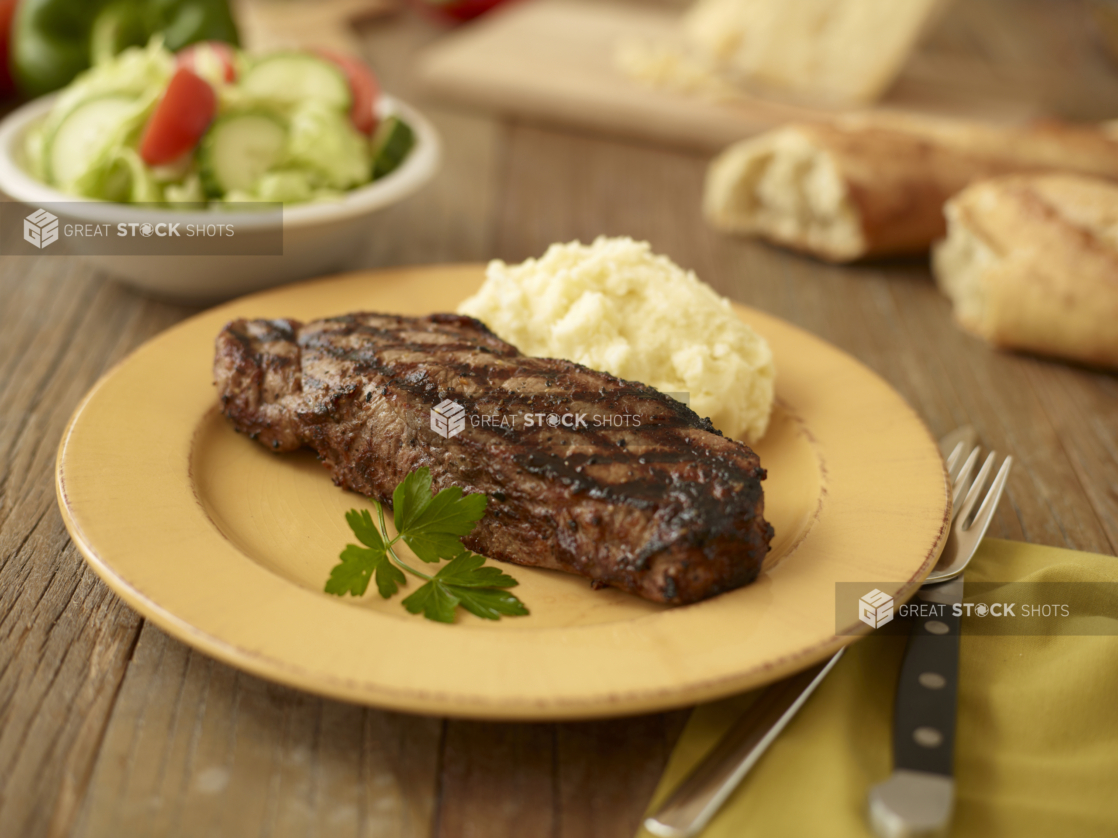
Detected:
left=214, top=312, right=773, bottom=605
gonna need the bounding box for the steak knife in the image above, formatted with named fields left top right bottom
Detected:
left=644, top=428, right=978, bottom=838
left=868, top=428, right=1012, bottom=837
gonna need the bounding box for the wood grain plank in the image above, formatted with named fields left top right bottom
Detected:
left=555, top=713, right=689, bottom=838
left=71, top=623, right=443, bottom=838
left=358, top=107, right=506, bottom=268
left=1022, top=364, right=1118, bottom=554
left=356, top=11, right=507, bottom=269
left=433, top=711, right=689, bottom=838
left=435, top=721, right=557, bottom=838
left=941, top=0, right=1118, bottom=120
left=0, top=550, right=141, bottom=838
left=0, top=265, right=195, bottom=838
left=880, top=282, right=1115, bottom=552
left=491, top=121, right=710, bottom=264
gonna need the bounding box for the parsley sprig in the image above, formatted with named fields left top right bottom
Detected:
left=324, top=468, right=529, bottom=623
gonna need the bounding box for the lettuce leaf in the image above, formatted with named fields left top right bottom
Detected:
left=42, top=39, right=173, bottom=144
left=284, top=99, right=371, bottom=191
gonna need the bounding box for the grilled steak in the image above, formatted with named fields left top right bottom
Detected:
left=214, top=313, right=772, bottom=604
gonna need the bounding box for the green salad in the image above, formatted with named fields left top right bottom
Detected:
left=23, top=39, right=416, bottom=206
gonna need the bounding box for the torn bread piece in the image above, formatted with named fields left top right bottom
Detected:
left=933, top=173, right=1118, bottom=369
left=705, top=115, right=1118, bottom=262
left=684, top=0, right=953, bottom=105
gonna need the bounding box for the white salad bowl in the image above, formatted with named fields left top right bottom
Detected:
left=0, top=94, right=440, bottom=302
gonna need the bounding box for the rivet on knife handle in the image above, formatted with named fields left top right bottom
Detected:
left=868, top=575, right=963, bottom=838
left=645, top=650, right=844, bottom=838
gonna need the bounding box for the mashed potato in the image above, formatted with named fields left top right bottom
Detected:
left=458, top=237, right=775, bottom=442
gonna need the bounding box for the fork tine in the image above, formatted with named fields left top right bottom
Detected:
left=930, top=454, right=1011, bottom=582
left=966, top=456, right=1013, bottom=536
left=951, top=447, right=981, bottom=510
left=956, top=451, right=997, bottom=527
left=952, top=456, right=1013, bottom=567
left=940, top=425, right=977, bottom=464
left=946, top=440, right=966, bottom=475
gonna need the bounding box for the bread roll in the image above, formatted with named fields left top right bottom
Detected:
left=683, top=0, right=952, bottom=105
left=933, top=173, right=1118, bottom=369
left=704, top=115, right=1118, bottom=262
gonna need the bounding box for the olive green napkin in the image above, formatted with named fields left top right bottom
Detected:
left=638, top=539, right=1118, bottom=838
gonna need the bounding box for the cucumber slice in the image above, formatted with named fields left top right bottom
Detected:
left=240, top=54, right=351, bottom=110
left=370, top=116, right=415, bottom=180
left=198, top=112, right=287, bottom=198
left=47, top=95, right=138, bottom=188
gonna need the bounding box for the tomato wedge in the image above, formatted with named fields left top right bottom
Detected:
left=139, top=67, right=217, bottom=166
left=316, top=50, right=379, bottom=135
left=410, top=0, right=512, bottom=23
left=0, top=0, right=18, bottom=98
left=175, top=41, right=238, bottom=84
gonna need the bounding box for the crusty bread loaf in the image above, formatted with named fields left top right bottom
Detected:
left=683, top=0, right=952, bottom=105
left=705, top=114, right=1118, bottom=262
left=933, top=173, right=1118, bottom=369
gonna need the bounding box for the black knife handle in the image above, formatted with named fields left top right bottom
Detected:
left=892, top=578, right=963, bottom=777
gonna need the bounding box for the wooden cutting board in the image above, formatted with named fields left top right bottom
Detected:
left=238, top=0, right=398, bottom=54
left=415, top=0, right=1077, bottom=151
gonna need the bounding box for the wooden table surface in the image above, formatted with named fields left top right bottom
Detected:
left=2, top=2, right=1117, bottom=836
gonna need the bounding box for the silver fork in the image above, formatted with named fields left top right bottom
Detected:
left=867, top=432, right=1013, bottom=837
left=644, top=428, right=1009, bottom=838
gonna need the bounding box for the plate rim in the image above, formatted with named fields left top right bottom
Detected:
left=55, top=263, right=950, bottom=719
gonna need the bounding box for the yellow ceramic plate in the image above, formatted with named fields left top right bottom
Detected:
left=56, top=266, right=949, bottom=719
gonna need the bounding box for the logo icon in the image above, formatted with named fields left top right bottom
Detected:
left=140, top=222, right=155, bottom=237
left=430, top=399, right=466, bottom=439
left=24, top=209, right=59, bottom=249
left=858, top=588, right=894, bottom=629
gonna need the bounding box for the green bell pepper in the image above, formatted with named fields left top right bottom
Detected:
left=12, top=0, right=239, bottom=98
